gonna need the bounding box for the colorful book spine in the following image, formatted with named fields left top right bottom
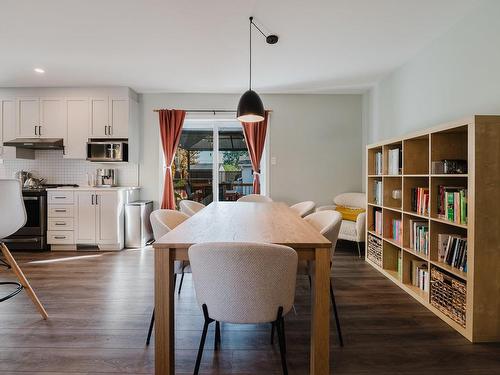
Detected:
left=438, top=186, right=467, bottom=225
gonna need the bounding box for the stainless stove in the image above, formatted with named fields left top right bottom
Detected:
left=3, top=184, right=78, bottom=251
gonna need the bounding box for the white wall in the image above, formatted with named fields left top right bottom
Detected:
left=139, top=93, right=362, bottom=206
left=367, top=0, right=500, bottom=143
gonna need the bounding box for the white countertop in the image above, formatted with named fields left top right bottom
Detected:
left=46, top=186, right=140, bottom=191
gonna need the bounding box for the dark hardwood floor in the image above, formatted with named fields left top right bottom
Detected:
left=1, top=243, right=499, bottom=374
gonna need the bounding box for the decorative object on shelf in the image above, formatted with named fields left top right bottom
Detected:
left=432, top=159, right=468, bottom=174
left=391, top=189, right=402, bottom=200
left=237, top=17, right=278, bottom=123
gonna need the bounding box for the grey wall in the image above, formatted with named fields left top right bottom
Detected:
left=367, top=0, right=500, bottom=144
left=139, top=93, right=362, bottom=206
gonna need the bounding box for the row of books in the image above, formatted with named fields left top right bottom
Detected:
left=410, top=187, right=429, bottom=216
left=437, top=186, right=467, bottom=225
left=388, top=148, right=402, bottom=175
left=410, top=260, right=429, bottom=292
left=374, top=151, right=383, bottom=175
left=373, top=181, right=383, bottom=205
left=409, top=219, right=429, bottom=255
left=392, top=218, right=402, bottom=244
left=374, top=210, right=383, bottom=235
left=438, top=234, right=467, bottom=272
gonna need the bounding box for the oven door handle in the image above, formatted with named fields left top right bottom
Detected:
left=1, top=238, right=40, bottom=243
left=23, top=196, right=39, bottom=201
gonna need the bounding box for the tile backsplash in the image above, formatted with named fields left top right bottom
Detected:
left=0, top=150, right=139, bottom=186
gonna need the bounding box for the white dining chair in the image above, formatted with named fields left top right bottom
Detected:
left=146, top=209, right=190, bottom=345
left=237, top=194, right=273, bottom=203
left=290, top=201, right=316, bottom=217
left=189, top=242, right=298, bottom=375
left=179, top=200, right=205, bottom=217
left=302, top=210, right=344, bottom=346
left=0, top=179, right=48, bottom=319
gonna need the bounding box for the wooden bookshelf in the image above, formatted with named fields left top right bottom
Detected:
left=365, top=115, right=500, bottom=342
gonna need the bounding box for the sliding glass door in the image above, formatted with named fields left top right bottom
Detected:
left=168, top=118, right=265, bottom=208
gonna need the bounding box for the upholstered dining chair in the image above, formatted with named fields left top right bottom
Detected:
left=237, top=194, right=273, bottom=203
left=302, top=210, right=344, bottom=346
left=146, top=209, right=190, bottom=345
left=189, top=242, right=298, bottom=375
left=0, top=179, right=48, bottom=319
left=290, top=201, right=316, bottom=217
left=179, top=200, right=205, bottom=217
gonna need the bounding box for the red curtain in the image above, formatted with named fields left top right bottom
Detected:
left=159, top=109, right=186, bottom=209
left=241, top=111, right=269, bottom=195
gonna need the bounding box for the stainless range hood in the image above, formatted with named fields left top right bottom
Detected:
left=4, top=138, right=64, bottom=150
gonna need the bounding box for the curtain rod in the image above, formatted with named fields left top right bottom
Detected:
left=153, top=109, right=272, bottom=113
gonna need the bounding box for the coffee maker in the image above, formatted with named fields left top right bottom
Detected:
left=96, top=168, right=117, bottom=187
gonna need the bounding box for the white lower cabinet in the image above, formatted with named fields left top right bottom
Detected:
left=48, top=188, right=139, bottom=251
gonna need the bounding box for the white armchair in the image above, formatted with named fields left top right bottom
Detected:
left=316, top=192, right=366, bottom=257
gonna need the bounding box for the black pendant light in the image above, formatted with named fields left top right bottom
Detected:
left=237, top=17, right=278, bottom=123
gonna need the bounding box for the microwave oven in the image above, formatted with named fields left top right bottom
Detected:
left=87, top=139, right=128, bottom=162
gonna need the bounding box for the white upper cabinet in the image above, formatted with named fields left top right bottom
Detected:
left=17, top=97, right=65, bottom=138
left=0, top=98, right=17, bottom=159
left=64, top=98, right=89, bottom=159
left=90, top=97, right=108, bottom=137
left=90, top=97, right=128, bottom=138
left=39, top=98, right=65, bottom=138
left=17, top=97, right=39, bottom=137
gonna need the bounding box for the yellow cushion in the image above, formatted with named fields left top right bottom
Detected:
left=335, top=205, right=365, bottom=222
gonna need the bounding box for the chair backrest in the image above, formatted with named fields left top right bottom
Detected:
left=0, top=179, right=27, bottom=240
left=304, top=210, right=342, bottom=259
left=179, top=200, right=205, bottom=217
left=150, top=209, right=189, bottom=240
left=237, top=194, right=273, bottom=203
left=290, top=201, right=316, bottom=217
left=333, top=192, right=366, bottom=209
left=189, top=242, right=298, bottom=324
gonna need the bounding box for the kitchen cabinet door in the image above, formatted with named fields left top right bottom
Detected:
left=90, top=97, right=108, bottom=137
left=95, top=191, right=119, bottom=244
left=0, top=98, right=17, bottom=160
left=64, top=98, right=89, bottom=159
left=39, top=97, right=65, bottom=138
left=75, top=191, right=96, bottom=244
left=17, top=97, right=39, bottom=137
left=109, top=97, right=128, bottom=138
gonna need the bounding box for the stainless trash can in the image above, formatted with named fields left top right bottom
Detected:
left=125, top=200, right=154, bottom=248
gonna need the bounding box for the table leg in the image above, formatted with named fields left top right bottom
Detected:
left=311, top=248, right=330, bottom=374
left=155, top=248, right=175, bottom=375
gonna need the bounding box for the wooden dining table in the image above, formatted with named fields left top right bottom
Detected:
left=153, top=201, right=332, bottom=375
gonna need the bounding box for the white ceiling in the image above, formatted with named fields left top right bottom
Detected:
left=0, top=0, right=485, bottom=93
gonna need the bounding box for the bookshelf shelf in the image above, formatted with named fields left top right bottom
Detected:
left=403, top=210, right=429, bottom=220
left=366, top=115, right=500, bottom=343
left=430, top=217, right=467, bottom=229
left=403, top=247, right=428, bottom=261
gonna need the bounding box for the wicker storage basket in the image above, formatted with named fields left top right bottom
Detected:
left=367, top=234, right=382, bottom=267
left=430, top=267, right=467, bottom=327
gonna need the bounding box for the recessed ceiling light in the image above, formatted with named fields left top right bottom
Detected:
left=34, top=68, right=45, bottom=74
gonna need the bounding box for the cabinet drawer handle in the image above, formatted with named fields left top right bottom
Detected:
left=55, top=223, right=66, bottom=226
left=54, top=209, right=66, bottom=213
left=53, top=196, right=67, bottom=199
left=34, top=125, right=37, bottom=135
left=54, top=236, right=66, bottom=239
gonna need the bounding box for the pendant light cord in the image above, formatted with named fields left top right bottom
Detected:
left=249, top=17, right=252, bottom=91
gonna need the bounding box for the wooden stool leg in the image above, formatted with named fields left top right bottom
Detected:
left=0, top=243, right=48, bottom=319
